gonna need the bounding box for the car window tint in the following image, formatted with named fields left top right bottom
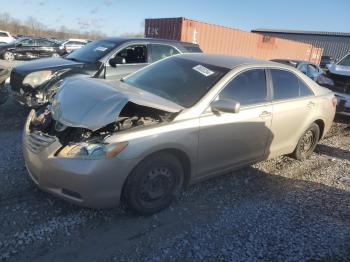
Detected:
left=115, top=44, right=147, bottom=64
left=299, top=79, right=314, bottom=97
left=271, top=69, right=313, bottom=100
left=219, top=69, right=268, bottom=106
left=151, top=44, right=180, bottom=62
left=20, top=39, right=35, bottom=46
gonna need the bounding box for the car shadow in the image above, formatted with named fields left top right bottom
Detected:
left=316, top=144, right=350, bottom=161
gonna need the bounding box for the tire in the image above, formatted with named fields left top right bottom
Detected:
left=51, top=53, right=60, bottom=58
left=292, top=123, right=320, bottom=160
left=122, top=153, right=184, bottom=215
left=3, top=51, right=15, bottom=61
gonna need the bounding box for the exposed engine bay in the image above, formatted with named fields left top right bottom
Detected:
left=30, top=102, right=175, bottom=146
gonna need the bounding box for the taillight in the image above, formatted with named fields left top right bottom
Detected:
left=332, top=96, right=337, bottom=108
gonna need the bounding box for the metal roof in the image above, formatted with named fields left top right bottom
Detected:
left=252, top=29, right=350, bottom=37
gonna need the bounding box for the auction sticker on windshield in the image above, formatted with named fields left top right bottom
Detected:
left=193, top=65, right=214, bottom=77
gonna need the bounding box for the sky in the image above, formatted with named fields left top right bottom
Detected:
left=2, top=0, right=350, bottom=36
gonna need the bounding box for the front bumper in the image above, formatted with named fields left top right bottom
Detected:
left=23, top=112, right=138, bottom=208
left=334, top=92, right=350, bottom=116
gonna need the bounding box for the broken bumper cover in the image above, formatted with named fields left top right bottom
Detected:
left=334, top=92, right=350, bottom=116
left=23, top=114, right=138, bottom=208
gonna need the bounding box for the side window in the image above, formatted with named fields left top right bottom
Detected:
left=115, top=44, right=147, bottom=64
left=36, top=39, right=54, bottom=46
left=0, top=32, right=8, bottom=37
left=20, top=39, right=35, bottom=46
left=270, top=69, right=313, bottom=100
left=219, top=69, right=268, bottom=106
left=151, top=44, right=180, bottom=62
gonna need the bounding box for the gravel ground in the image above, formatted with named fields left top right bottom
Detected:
left=0, top=97, right=349, bottom=261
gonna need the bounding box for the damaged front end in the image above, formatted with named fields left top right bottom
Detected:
left=24, top=76, right=182, bottom=159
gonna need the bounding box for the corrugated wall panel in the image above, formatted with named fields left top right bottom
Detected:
left=252, top=32, right=350, bottom=60
left=145, top=18, right=323, bottom=63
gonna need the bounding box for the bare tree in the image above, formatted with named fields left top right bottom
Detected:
left=0, top=12, right=106, bottom=40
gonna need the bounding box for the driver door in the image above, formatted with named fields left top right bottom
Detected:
left=105, top=44, right=149, bottom=81
left=197, top=69, right=273, bottom=178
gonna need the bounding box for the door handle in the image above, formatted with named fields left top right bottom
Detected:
left=307, top=101, right=315, bottom=108
left=259, top=111, right=272, bottom=118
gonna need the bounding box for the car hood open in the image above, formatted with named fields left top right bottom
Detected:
left=51, top=77, right=183, bottom=131
left=327, top=63, right=350, bottom=77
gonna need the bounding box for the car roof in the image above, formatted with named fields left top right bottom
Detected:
left=102, top=37, right=199, bottom=46
left=175, top=53, right=275, bottom=69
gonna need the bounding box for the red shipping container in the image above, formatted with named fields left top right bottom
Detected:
left=145, top=17, right=323, bottom=64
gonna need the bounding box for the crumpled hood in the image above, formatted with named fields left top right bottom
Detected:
left=14, top=58, right=85, bottom=74
left=51, top=77, right=183, bottom=131
left=327, top=63, right=350, bottom=77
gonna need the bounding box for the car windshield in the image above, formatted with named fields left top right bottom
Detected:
left=338, top=54, right=350, bottom=67
left=125, top=56, right=229, bottom=108
left=66, top=40, right=117, bottom=63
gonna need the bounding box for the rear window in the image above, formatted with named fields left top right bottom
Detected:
left=183, top=45, right=202, bottom=53
left=0, top=32, right=9, bottom=37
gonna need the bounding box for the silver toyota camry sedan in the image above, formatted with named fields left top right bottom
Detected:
left=23, top=54, right=336, bottom=214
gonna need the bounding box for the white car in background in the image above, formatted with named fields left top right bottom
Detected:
left=59, top=39, right=87, bottom=54
left=0, top=30, right=15, bottom=44
left=326, top=53, right=350, bottom=116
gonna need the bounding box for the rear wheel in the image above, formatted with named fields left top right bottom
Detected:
left=51, top=53, right=60, bottom=58
left=122, top=153, right=184, bottom=215
left=3, top=51, right=15, bottom=61
left=292, top=123, right=320, bottom=160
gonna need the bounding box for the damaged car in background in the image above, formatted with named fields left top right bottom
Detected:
left=23, top=54, right=336, bottom=215
left=326, top=53, right=350, bottom=116
left=9, top=37, right=202, bottom=108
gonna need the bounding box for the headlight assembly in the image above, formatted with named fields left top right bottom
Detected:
left=23, top=70, right=52, bottom=88
left=57, top=141, right=128, bottom=159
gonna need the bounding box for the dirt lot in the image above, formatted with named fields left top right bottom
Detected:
left=0, top=73, right=349, bottom=261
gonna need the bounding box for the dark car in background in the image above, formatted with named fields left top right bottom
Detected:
left=0, top=65, right=10, bottom=105
left=9, top=37, right=202, bottom=107
left=271, top=59, right=334, bottom=88
left=0, top=37, right=64, bottom=61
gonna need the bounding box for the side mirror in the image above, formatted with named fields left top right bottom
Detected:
left=109, top=56, right=126, bottom=67
left=15, top=42, right=22, bottom=47
left=211, top=99, right=240, bottom=114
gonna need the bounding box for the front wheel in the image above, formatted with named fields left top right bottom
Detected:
left=292, top=123, right=320, bottom=160
left=122, top=153, right=184, bottom=215
left=3, top=51, right=15, bottom=61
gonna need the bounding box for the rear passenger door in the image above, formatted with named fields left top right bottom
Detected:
left=105, top=43, right=149, bottom=80
left=149, top=44, right=180, bottom=62
left=268, top=69, right=315, bottom=157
